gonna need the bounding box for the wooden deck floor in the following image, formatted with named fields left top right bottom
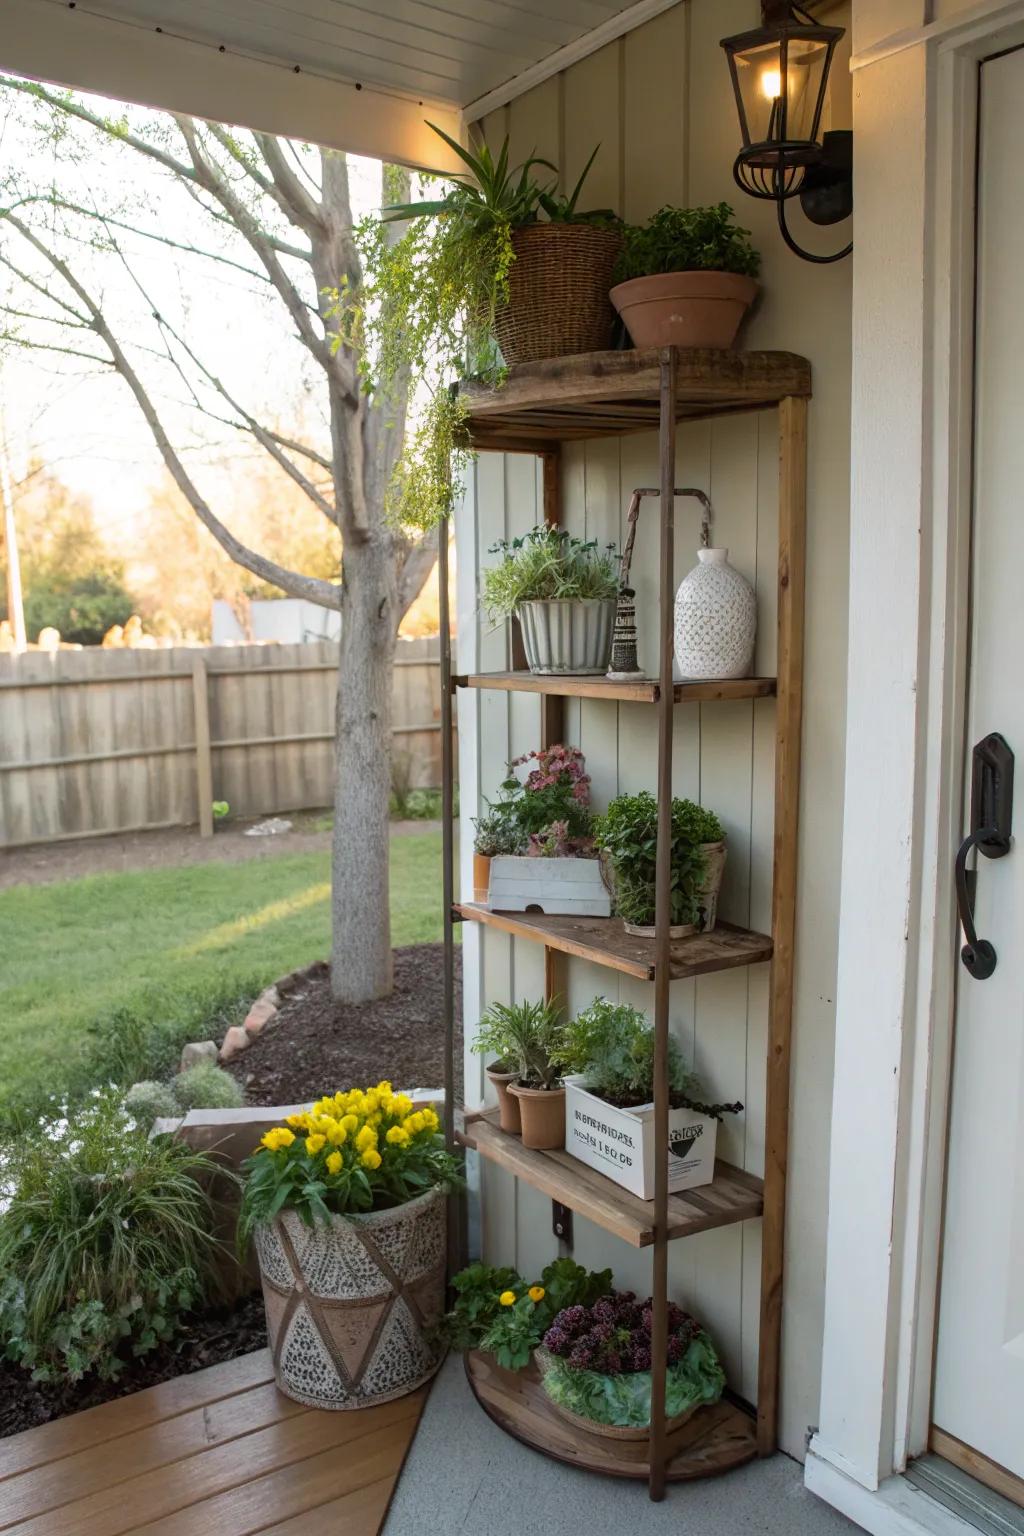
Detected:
left=0, top=1349, right=426, bottom=1536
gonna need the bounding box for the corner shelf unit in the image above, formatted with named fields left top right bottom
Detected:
left=437, top=345, right=809, bottom=1500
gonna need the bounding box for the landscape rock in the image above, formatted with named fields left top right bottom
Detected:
left=179, top=1040, right=219, bottom=1073
left=149, top=1116, right=184, bottom=1140
left=243, top=997, right=277, bottom=1039
left=219, top=1025, right=251, bottom=1062
left=244, top=817, right=292, bottom=837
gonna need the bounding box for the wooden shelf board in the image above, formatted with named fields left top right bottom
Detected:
left=461, top=1107, right=764, bottom=1248
left=466, top=1352, right=758, bottom=1479
left=455, top=671, right=777, bottom=704
left=459, top=347, right=812, bottom=445
left=453, top=904, right=773, bottom=982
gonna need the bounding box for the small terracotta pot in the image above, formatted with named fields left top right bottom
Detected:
left=507, top=1083, right=566, bottom=1150
left=610, top=270, right=758, bottom=350
left=486, top=1065, right=522, bottom=1134
left=472, top=852, right=492, bottom=906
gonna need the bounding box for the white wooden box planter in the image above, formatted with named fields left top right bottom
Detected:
left=487, top=855, right=611, bottom=917
left=564, top=1079, right=718, bottom=1201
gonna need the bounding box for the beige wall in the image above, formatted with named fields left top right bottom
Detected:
left=461, top=0, right=852, bottom=1459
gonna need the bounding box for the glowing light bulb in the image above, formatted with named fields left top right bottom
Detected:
left=760, top=66, right=782, bottom=100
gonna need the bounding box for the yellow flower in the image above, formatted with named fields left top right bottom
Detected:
left=260, top=1127, right=295, bottom=1152
left=406, top=1113, right=424, bottom=1135
left=498, top=1290, right=517, bottom=1307
left=286, top=1113, right=310, bottom=1131
left=385, top=1125, right=409, bottom=1147
left=393, top=1094, right=413, bottom=1117
left=364, top=1092, right=379, bottom=1113
left=361, top=1148, right=382, bottom=1170
left=340, top=1114, right=359, bottom=1134
left=377, top=1080, right=392, bottom=1095
left=326, top=1121, right=347, bottom=1146
left=355, top=1125, right=377, bottom=1152
left=528, top=1286, right=545, bottom=1303
left=305, top=1133, right=326, bottom=1156
left=421, top=1108, right=439, bottom=1133
left=325, top=1150, right=343, bottom=1176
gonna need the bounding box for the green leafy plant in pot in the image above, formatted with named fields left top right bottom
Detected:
left=472, top=997, right=568, bottom=1147
left=437, top=1257, right=613, bottom=1369
left=481, top=525, right=621, bottom=675
left=610, top=202, right=761, bottom=350
left=471, top=803, right=521, bottom=902
left=594, top=790, right=726, bottom=936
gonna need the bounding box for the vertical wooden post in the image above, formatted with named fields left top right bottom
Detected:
left=757, top=394, right=808, bottom=1455
left=192, top=655, right=214, bottom=839
left=649, top=349, right=677, bottom=1502
left=439, top=512, right=465, bottom=1273
left=540, top=448, right=565, bottom=1009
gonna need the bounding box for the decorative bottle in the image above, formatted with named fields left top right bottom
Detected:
left=673, top=547, right=756, bottom=680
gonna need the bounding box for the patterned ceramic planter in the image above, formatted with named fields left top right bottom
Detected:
left=674, top=548, right=756, bottom=680
left=255, top=1186, right=446, bottom=1410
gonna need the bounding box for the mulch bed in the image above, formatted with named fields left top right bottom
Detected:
left=0, top=1294, right=268, bottom=1439
left=229, top=943, right=463, bottom=1105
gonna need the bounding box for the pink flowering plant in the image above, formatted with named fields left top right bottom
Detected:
left=540, top=1290, right=726, bottom=1428
left=492, top=744, right=595, bottom=855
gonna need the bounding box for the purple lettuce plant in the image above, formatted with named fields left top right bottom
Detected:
left=542, top=1290, right=701, bottom=1376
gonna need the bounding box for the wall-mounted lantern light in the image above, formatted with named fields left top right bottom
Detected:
left=720, top=1, right=851, bottom=264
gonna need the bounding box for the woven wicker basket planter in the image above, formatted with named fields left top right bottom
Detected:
left=255, top=1186, right=446, bottom=1410
left=494, top=224, right=622, bottom=366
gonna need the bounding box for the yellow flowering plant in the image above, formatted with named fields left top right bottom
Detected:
left=438, top=1257, right=613, bottom=1370
left=238, top=1083, right=461, bottom=1241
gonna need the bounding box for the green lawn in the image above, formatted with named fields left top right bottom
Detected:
left=0, top=831, right=443, bottom=1123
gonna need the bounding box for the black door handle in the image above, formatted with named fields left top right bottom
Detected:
left=955, top=733, right=1014, bottom=981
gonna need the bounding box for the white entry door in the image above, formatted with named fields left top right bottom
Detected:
left=931, top=45, right=1024, bottom=1489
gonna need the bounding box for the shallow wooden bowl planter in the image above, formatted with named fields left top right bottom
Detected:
left=255, top=1187, right=446, bottom=1410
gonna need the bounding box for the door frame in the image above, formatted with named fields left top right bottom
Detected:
left=807, top=5, right=1024, bottom=1532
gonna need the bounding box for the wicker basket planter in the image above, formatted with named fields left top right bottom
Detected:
left=255, top=1186, right=446, bottom=1410
left=494, top=224, right=622, bottom=366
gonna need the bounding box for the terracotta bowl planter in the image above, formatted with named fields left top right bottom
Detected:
left=472, top=852, right=492, bottom=905
left=507, top=1083, right=566, bottom=1150
left=254, top=1187, right=446, bottom=1410
left=485, top=1064, right=522, bottom=1134
left=610, top=271, right=758, bottom=350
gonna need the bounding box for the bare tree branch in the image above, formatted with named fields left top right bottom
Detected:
left=1, top=211, right=340, bottom=608
left=1, top=333, right=112, bottom=368
left=255, top=133, right=324, bottom=235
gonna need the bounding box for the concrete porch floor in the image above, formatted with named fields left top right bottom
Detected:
left=384, top=1357, right=859, bottom=1536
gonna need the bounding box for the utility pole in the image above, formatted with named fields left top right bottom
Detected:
left=0, top=426, right=26, bottom=651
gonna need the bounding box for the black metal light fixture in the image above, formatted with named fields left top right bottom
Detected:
left=721, top=1, right=851, bottom=264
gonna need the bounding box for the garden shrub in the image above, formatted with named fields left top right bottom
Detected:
left=124, top=1079, right=179, bottom=1129
left=0, top=1088, right=221, bottom=1382
left=172, top=1063, right=244, bottom=1113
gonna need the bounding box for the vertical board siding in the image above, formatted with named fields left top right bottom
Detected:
left=0, top=638, right=446, bottom=846
left=458, top=0, right=852, bottom=1454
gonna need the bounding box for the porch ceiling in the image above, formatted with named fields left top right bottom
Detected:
left=63, top=0, right=651, bottom=111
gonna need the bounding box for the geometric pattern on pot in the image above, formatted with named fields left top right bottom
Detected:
left=257, top=1186, right=446, bottom=1410
left=674, top=547, right=756, bottom=680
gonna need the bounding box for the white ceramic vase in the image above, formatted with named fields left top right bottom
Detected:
left=674, top=548, right=756, bottom=680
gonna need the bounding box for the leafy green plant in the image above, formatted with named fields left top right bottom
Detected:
left=614, top=203, right=761, bottom=283
left=172, top=1062, right=244, bottom=1113
left=439, top=1257, right=613, bottom=1367
left=486, top=743, right=594, bottom=855
left=537, top=145, right=617, bottom=225
left=481, top=525, right=620, bottom=622
left=0, top=1087, right=221, bottom=1383
left=562, top=997, right=742, bottom=1118
left=472, top=998, right=567, bottom=1089
left=124, top=1079, right=178, bottom=1129
left=212, top=800, right=230, bottom=820
left=594, top=790, right=715, bottom=927
left=238, top=1086, right=461, bottom=1243
left=472, top=805, right=521, bottom=857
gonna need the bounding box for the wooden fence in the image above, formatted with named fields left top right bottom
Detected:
left=0, top=637, right=447, bottom=848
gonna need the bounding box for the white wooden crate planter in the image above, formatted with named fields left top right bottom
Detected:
left=487, top=855, right=611, bottom=917
left=564, top=1078, right=718, bottom=1201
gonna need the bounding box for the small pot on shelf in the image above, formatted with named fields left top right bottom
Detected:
left=507, top=1083, right=566, bottom=1150
left=472, top=852, right=492, bottom=905
left=610, top=271, right=758, bottom=350
left=516, top=598, right=616, bottom=676
left=485, top=1063, right=522, bottom=1134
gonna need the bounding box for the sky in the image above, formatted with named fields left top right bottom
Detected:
left=0, top=81, right=387, bottom=543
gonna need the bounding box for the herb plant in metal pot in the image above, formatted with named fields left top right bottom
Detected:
left=561, top=999, right=742, bottom=1199
left=594, top=790, right=727, bottom=937
left=539, top=1291, right=726, bottom=1438
left=610, top=202, right=761, bottom=350
left=481, top=525, right=620, bottom=675
left=238, top=1085, right=460, bottom=1410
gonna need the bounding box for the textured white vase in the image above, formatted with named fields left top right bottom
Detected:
left=674, top=548, right=756, bottom=680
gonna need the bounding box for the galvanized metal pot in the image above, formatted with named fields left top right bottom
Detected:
left=255, top=1186, right=446, bottom=1410
left=517, top=598, right=616, bottom=675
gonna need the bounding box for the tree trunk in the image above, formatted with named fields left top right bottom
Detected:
left=331, top=533, right=398, bottom=1003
